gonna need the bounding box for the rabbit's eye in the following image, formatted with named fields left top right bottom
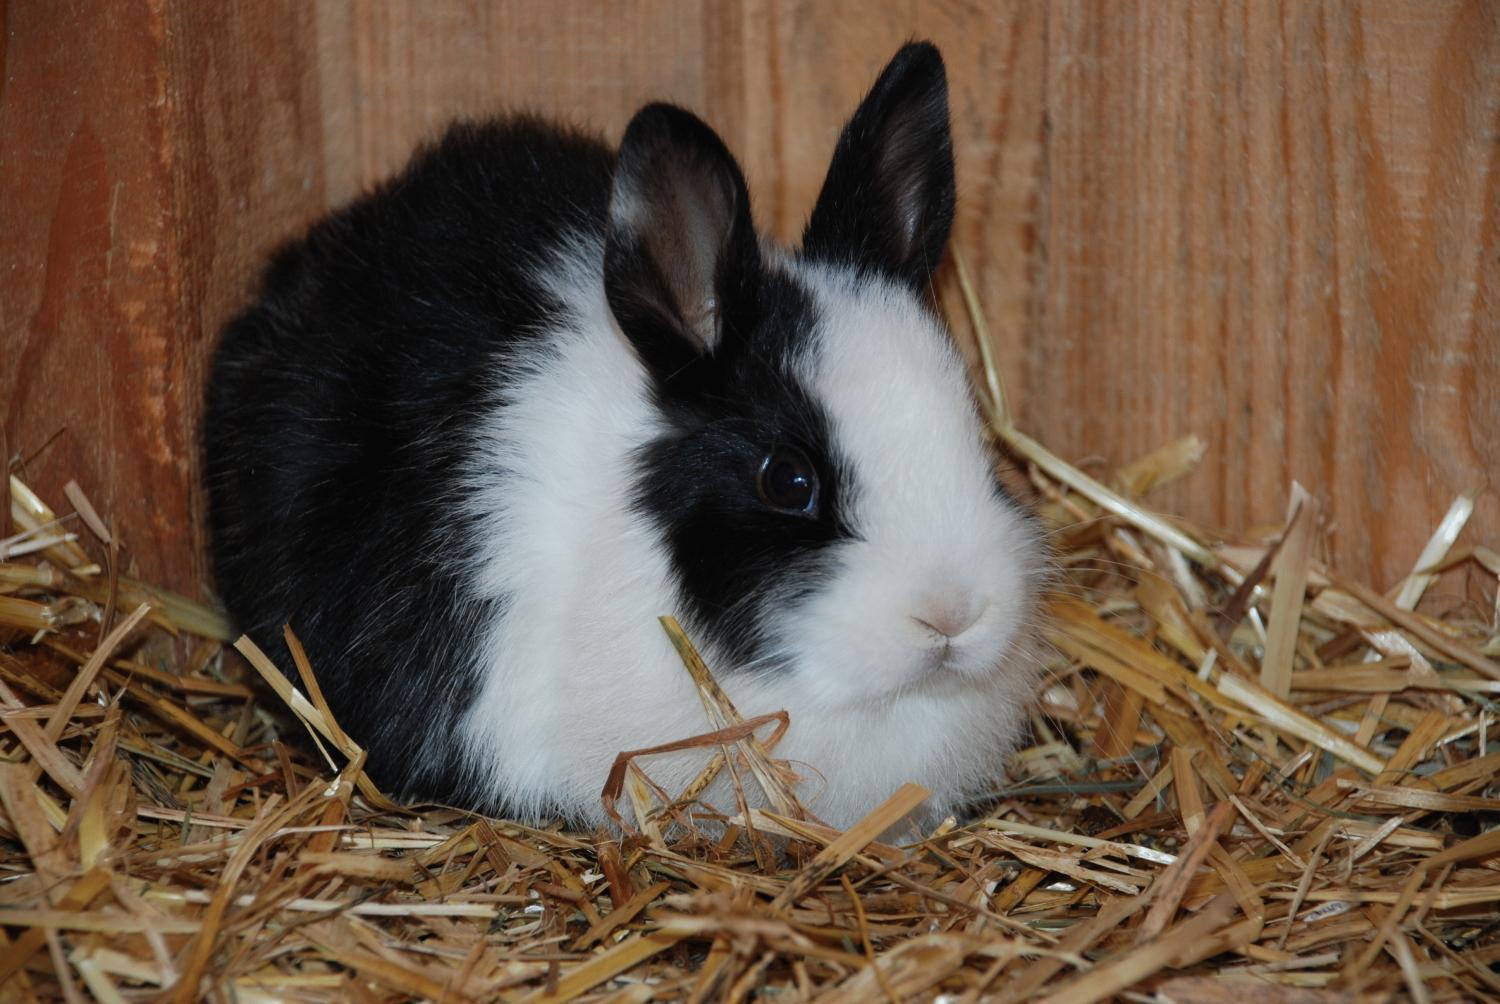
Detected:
left=757, top=446, right=819, bottom=518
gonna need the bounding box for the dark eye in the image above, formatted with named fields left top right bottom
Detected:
left=757, top=446, right=819, bottom=517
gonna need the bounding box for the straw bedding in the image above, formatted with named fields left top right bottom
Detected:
left=2, top=279, right=1498, bottom=1002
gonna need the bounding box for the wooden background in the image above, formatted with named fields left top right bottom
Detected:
left=3, top=1, right=1497, bottom=601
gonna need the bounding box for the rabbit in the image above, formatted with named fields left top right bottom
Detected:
left=202, top=41, right=1045, bottom=830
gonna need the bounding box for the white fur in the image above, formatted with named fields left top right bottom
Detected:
left=456, top=239, right=1043, bottom=829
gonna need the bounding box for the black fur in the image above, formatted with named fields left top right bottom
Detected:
left=204, top=117, right=615, bottom=808
left=801, top=41, right=956, bottom=291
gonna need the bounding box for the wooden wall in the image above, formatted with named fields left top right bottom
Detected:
left=3, top=1, right=1497, bottom=600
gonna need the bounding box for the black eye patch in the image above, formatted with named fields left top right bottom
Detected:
left=628, top=266, right=853, bottom=669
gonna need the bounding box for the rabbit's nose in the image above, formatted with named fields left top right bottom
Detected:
left=913, top=602, right=986, bottom=641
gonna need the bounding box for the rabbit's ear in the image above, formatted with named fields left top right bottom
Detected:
left=801, top=42, right=955, bottom=293
left=604, top=103, right=761, bottom=384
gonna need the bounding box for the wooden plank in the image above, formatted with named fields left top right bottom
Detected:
left=3, top=1, right=1495, bottom=592
left=1025, top=1, right=1499, bottom=587
left=0, top=1, right=326, bottom=594
left=3, top=0, right=190, bottom=590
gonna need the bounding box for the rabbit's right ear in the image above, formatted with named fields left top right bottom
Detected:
left=604, top=104, right=761, bottom=388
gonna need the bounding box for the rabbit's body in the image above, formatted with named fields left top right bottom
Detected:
left=204, top=119, right=620, bottom=809
left=205, top=44, right=1044, bottom=828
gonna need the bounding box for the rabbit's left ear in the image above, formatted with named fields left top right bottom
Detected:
left=801, top=42, right=955, bottom=292
left=604, top=103, right=761, bottom=385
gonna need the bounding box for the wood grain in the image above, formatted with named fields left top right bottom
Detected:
left=3, top=1, right=1496, bottom=596
left=1022, top=1, right=1500, bottom=590
left=1, top=1, right=327, bottom=593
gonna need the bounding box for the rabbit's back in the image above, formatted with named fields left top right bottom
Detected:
left=203, top=118, right=614, bottom=804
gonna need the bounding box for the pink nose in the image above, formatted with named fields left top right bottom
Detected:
left=914, top=604, right=983, bottom=640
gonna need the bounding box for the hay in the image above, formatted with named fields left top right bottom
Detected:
left=3, top=278, right=1499, bottom=1001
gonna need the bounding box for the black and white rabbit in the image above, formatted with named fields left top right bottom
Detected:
left=203, top=42, right=1044, bottom=828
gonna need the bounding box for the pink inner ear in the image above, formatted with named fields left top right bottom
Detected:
left=878, top=101, right=942, bottom=258
left=635, top=158, right=736, bottom=351
left=605, top=103, right=761, bottom=373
